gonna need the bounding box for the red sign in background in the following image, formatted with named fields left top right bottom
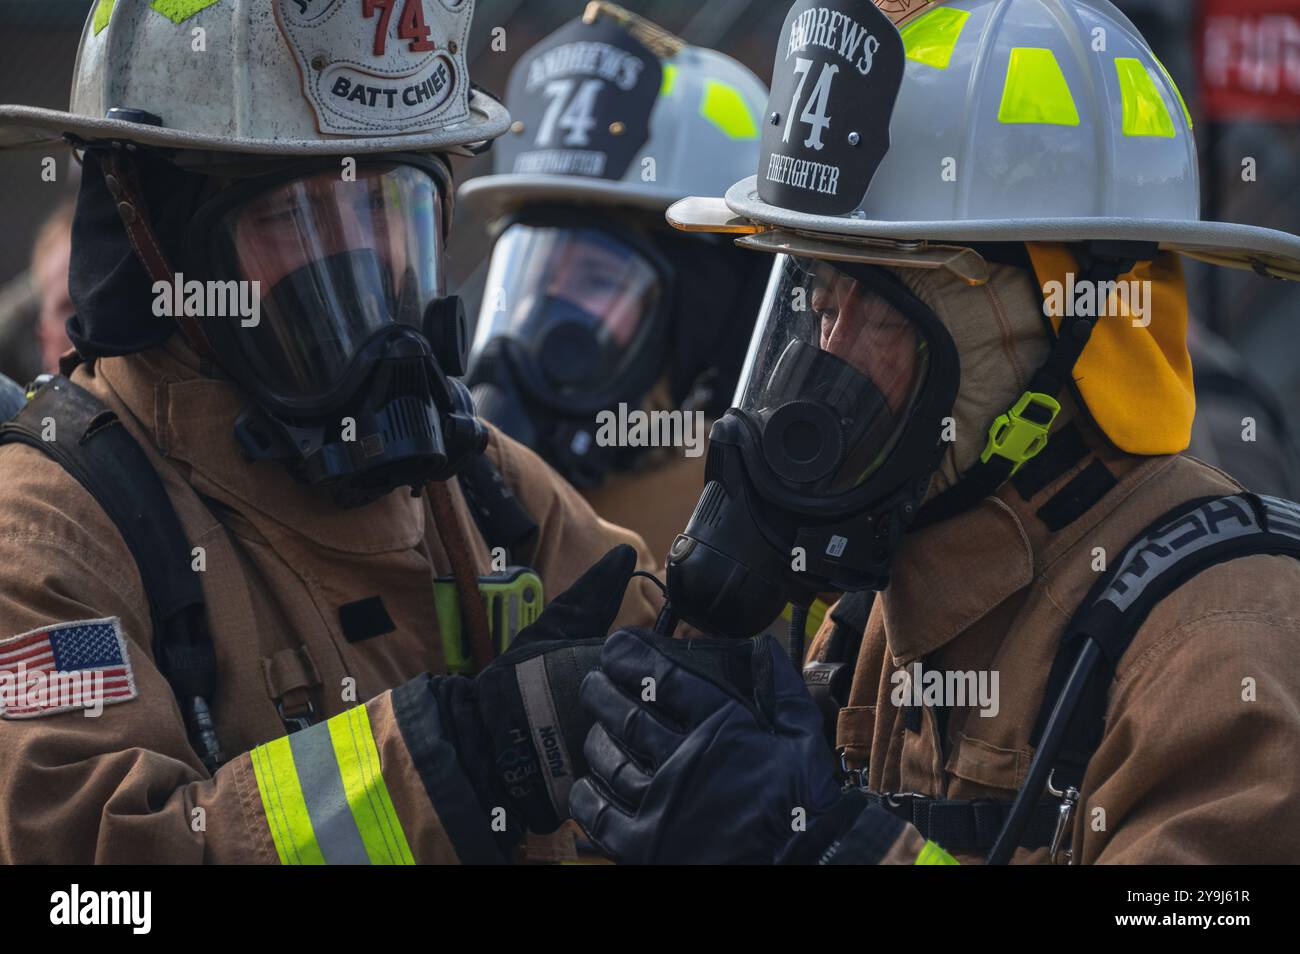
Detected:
left=1200, top=0, right=1300, bottom=122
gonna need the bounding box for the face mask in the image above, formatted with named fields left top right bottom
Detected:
left=186, top=155, right=485, bottom=507
left=665, top=256, right=961, bottom=638
left=466, top=221, right=668, bottom=489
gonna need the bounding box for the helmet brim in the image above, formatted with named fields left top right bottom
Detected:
left=457, top=173, right=692, bottom=230
left=669, top=176, right=1300, bottom=282
left=0, top=89, right=510, bottom=157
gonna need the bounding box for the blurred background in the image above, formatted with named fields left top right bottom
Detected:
left=2, top=0, right=1299, bottom=470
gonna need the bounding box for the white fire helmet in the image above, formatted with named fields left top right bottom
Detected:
left=0, top=0, right=509, bottom=159
left=670, top=0, right=1300, bottom=281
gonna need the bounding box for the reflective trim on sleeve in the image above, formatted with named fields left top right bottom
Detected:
left=250, top=737, right=326, bottom=866
left=250, top=706, right=415, bottom=866
left=915, top=840, right=960, bottom=865
left=327, top=705, right=416, bottom=865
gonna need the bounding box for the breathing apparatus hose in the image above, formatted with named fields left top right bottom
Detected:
left=788, top=603, right=809, bottom=669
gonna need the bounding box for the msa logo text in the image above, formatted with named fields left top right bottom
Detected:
left=50, top=884, right=151, bottom=935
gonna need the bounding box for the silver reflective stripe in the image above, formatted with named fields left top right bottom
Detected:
left=516, top=655, right=575, bottom=814
left=288, top=720, right=371, bottom=865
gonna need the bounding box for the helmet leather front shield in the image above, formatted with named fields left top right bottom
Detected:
left=470, top=223, right=665, bottom=413
left=196, top=161, right=447, bottom=410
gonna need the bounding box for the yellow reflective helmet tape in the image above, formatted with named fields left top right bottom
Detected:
left=700, top=80, right=759, bottom=140
left=900, top=6, right=970, bottom=70
left=93, top=0, right=116, bottom=35
left=150, top=0, right=223, bottom=25
left=1152, top=53, right=1193, bottom=129
left=998, top=48, right=1080, bottom=126
left=661, top=64, right=679, bottom=98
left=327, top=705, right=416, bottom=865
left=916, top=840, right=960, bottom=865
left=1116, top=57, right=1176, bottom=138
left=250, top=737, right=326, bottom=866
left=251, top=706, right=415, bottom=865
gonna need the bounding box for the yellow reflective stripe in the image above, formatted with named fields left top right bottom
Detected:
left=700, top=80, right=759, bottom=140
left=1152, top=54, right=1193, bottom=129
left=998, top=48, right=1080, bottom=126
left=327, top=706, right=415, bottom=865
left=150, top=0, right=223, bottom=24
left=916, top=840, right=960, bottom=865
left=1116, top=58, right=1176, bottom=138
left=92, top=0, right=115, bottom=35
left=661, top=64, right=679, bottom=98
left=901, top=6, right=970, bottom=70
left=250, top=737, right=326, bottom=866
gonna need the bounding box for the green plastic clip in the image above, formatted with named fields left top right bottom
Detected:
left=435, top=567, right=545, bottom=675
left=980, top=391, right=1061, bottom=475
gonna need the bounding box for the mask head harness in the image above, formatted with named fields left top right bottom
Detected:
left=664, top=260, right=960, bottom=640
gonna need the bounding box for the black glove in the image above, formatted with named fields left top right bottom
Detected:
left=432, top=545, right=638, bottom=842
left=568, top=629, right=845, bottom=864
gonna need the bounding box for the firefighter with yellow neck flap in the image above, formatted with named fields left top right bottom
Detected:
left=0, top=0, right=666, bottom=865
left=460, top=4, right=771, bottom=561
left=569, top=0, right=1300, bottom=865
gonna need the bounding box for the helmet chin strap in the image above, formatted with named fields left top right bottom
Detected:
left=96, top=149, right=221, bottom=366
left=912, top=241, right=1159, bottom=531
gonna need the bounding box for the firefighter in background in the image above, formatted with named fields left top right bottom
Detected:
left=461, top=4, right=771, bottom=561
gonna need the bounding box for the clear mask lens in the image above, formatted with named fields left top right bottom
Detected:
left=208, top=163, right=445, bottom=401
left=736, top=256, right=932, bottom=496
left=470, top=224, right=663, bottom=403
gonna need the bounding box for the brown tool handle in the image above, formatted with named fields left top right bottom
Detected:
left=427, top=479, right=495, bottom=671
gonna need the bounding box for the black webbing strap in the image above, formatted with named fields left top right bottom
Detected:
left=863, top=792, right=1059, bottom=852
left=1035, top=459, right=1118, bottom=532
left=0, top=376, right=222, bottom=769
left=1011, top=423, right=1090, bottom=501
left=1031, top=492, right=1300, bottom=791
left=456, top=453, right=539, bottom=563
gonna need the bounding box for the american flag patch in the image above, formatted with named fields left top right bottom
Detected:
left=0, top=617, right=137, bottom=719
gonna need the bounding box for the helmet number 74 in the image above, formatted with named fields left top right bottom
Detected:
left=363, top=0, right=438, bottom=57
left=537, top=79, right=604, bottom=148
left=784, top=58, right=839, bottom=152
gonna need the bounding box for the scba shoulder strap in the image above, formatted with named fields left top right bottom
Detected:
left=857, top=493, right=1300, bottom=861
left=989, top=492, right=1300, bottom=862
left=804, top=590, right=872, bottom=737
left=0, top=375, right=223, bottom=770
